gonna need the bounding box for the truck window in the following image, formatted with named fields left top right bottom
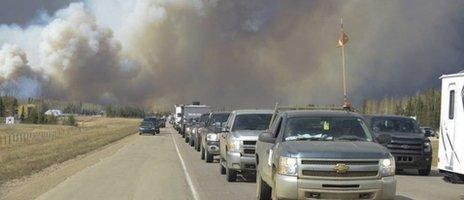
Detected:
left=462, top=86, right=464, bottom=112
left=273, top=117, right=283, bottom=138
left=450, top=90, right=455, bottom=119
left=232, top=114, right=272, bottom=131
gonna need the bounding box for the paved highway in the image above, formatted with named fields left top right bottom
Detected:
left=35, top=126, right=464, bottom=200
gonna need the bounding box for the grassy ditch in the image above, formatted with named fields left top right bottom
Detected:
left=0, top=117, right=139, bottom=185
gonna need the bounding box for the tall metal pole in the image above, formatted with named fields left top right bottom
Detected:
left=341, top=44, right=347, bottom=99
left=340, top=18, right=351, bottom=111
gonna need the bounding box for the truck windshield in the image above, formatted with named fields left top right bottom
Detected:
left=284, top=117, right=372, bottom=142
left=371, top=117, right=419, bottom=133
left=140, top=121, right=154, bottom=127
left=232, top=114, right=272, bottom=131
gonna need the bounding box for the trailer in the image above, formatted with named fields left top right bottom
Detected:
left=438, top=70, right=464, bottom=183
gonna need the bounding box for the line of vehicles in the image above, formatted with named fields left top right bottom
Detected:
left=167, top=103, right=439, bottom=199
left=146, top=70, right=464, bottom=199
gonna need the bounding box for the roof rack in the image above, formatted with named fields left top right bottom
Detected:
left=268, top=103, right=346, bottom=129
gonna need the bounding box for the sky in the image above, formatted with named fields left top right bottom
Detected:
left=0, top=0, right=463, bottom=110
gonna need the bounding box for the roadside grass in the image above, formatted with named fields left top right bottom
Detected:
left=432, top=139, right=438, bottom=167
left=0, top=117, right=139, bottom=185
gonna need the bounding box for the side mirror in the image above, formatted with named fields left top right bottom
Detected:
left=376, top=134, right=392, bottom=145
left=259, top=132, right=276, bottom=144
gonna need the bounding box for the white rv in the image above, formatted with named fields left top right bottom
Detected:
left=438, top=70, right=464, bottom=183
left=174, top=105, right=183, bottom=124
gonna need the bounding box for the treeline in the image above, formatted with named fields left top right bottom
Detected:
left=105, top=105, right=147, bottom=118
left=360, top=88, right=441, bottom=128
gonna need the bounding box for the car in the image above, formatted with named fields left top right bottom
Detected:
left=184, top=117, right=200, bottom=143
left=143, top=117, right=160, bottom=134
left=219, top=109, right=273, bottom=182
left=199, top=112, right=231, bottom=162
left=420, top=126, right=436, bottom=137
left=255, top=110, right=396, bottom=200
left=364, top=115, right=432, bottom=176
left=189, top=114, right=210, bottom=147
left=138, top=121, right=158, bottom=135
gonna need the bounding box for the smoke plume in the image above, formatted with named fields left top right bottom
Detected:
left=0, top=0, right=463, bottom=109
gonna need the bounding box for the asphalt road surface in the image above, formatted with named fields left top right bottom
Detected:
left=36, top=126, right=464, bottom=200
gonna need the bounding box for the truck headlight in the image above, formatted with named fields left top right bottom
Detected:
left=424, top=141, right=432, bottom=153
left=206, top=133, right=218, bottom=141
left=277, top=156, right=298, bottom=176
left=379, top=154, right=395, bottom=177
left=228, top=139, right=241, bottom=152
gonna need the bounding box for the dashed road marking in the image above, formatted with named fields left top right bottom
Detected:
left=170, top=128, right=201, bottom=200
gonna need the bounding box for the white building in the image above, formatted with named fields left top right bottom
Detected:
left=45, top=109, right=63, bottom=117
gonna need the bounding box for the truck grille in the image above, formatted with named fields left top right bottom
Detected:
left=243, top=140, right=256, bottom=145
left=299, top=159, right=379, bottom=180
left=302, top=170, right=378, bottom=177
left=387, top=137, right=423, bottom=154
left=241, top=140, right=257, bottom=156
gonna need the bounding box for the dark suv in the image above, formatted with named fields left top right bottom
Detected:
left=364, top=115, right=432, bottom=176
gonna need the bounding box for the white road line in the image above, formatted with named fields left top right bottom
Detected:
left=170, top=128, right=201, bottom=200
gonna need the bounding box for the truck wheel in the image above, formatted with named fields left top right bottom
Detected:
left=195, top=140, right=201, bottom=152
left=206, top=151, right=213, bottom=163
left=201, top=147, right=205, bottom=160
left=184, top=136, right=188, bottom=143
left=189, top=138, right=194, bottom=147
left=419, top=166, right=431, bottom=176
left=256, top=171, right=271, bottom=200
left=226, top=167, right=237, bottom=182
left=220, top=164, right=226, bottom=175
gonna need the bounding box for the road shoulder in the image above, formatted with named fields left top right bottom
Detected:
left=0, top=133, right=138, bottom=200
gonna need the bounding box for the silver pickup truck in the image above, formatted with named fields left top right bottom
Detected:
left=219, top=110, right=273, bottom=182
left=255, top=110, right=396, bottom=200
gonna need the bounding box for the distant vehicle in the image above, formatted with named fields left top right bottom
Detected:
left=199, top=112, right=230, bottom=162
left=420, top=127, right=436, bottom=137
left=139, top=121, right=157, bottom=135
left=184, top=117, right=200, bottom=143
left=256, top=110, right=396, bottom=200
left=364, top=115, right=432, bottom=176
left=219, top=109, right=273, bottom=182
left=438, top=71, right=464, bottom=183
left=188, top=113, right=210, bottom=147
left=143, top=117, right=161, bottom=134
left=179, top=104, right=211, bottom=138
left=157, top=117, right=165, bottom=128
left=174, top=105, right=183, bottom=132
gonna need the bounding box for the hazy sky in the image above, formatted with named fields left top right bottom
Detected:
left=0, top=0, right=463, bottom=109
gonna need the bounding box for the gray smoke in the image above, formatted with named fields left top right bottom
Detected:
left=0, top=0, right=463, bottom=109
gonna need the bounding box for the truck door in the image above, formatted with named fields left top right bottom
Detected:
left=260, top=116, right=282, bottom=184
left=444, top=83, right=457, bottom=169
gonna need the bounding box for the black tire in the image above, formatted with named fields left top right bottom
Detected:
left=256, top=171, right=272, bottom=200
left=220, top=164, right=226, bottom=175
left=185, top=136, right=189, bottom=143
left=156, top=130, right=160, bottom=134
left=195, top=140, right=201, bottom=152
left=206, top=151, right=214, bottom=163
left=419, top=165, right=431, bottom=176
left=139, top=132, right=141, bottom=135
left=190, top=138, right=195, bottom=147
left=226, top=167, right=237, bottom=182
left=201, top=147, right=205, bottom=160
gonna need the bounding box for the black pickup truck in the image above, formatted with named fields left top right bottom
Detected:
left=364, top=115, right=432, bottom=176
